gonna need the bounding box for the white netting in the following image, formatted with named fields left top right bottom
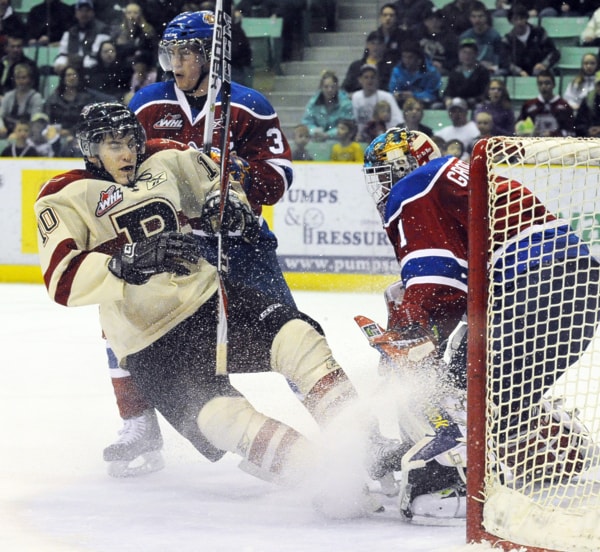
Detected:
left=477, top=137, right=600, bottom=552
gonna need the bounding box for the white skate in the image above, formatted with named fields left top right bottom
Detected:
left=104, top=408, right=165, bottom=477
left=407, top=483, right=466, bottom=526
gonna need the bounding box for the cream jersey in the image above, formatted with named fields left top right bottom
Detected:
left=35, top=139, right=247, bottom=362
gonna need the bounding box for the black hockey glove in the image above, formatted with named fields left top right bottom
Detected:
left=199, top=191, right=260, bottom=244
left=108, top=232, right=201, bottom=285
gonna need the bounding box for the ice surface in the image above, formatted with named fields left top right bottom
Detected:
left=1, top=283, right=509, bottom=551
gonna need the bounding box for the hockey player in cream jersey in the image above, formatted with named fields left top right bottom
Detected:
left=35, top=102, right=406, bottom=511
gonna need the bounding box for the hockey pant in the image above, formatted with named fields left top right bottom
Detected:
left=124, top=280, right=358, bottom=483
left=105, top=231, right=296, bottom=419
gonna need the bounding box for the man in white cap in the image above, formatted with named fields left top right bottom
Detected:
left=434, top=97, right=479, bottom=151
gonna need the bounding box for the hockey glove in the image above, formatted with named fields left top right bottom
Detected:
left=372, top=324, right=437, bottom=364
left=199, top=191, right=260, bottom=244
left=108, top=232, right=201, bottom=285
left=209, top=148, right=251, bottom=189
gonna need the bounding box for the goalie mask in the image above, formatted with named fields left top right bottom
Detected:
left=158, top=11, right=214, bottom=72
left=363, top=128, right=441, bottom=213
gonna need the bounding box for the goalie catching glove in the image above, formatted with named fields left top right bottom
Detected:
left=198, top=190, right=260, bottom=244
left=109, top=231, right=201, bottom=285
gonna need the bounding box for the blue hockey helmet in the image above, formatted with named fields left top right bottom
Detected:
left=158, top=11, right=215, bottom=72
left=363, top=127, right=440, bottom=212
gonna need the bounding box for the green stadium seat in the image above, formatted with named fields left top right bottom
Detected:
left=540, top=16, right=587, bottom=46
left=556, top=46, right=595, bottom=76
left=505, top=76, right=539, bottom=108
left=492, top=17, right=512, bottom=37
left=306, top=141, right=333, bottom=161
left=421, top=109, right=451, bottom=132
left=241, top=17, right=283, bottom=73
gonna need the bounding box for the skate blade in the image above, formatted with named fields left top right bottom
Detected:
left=408, top=514, right=466, bottom=527
left=107, top=450, right=165, bottom=478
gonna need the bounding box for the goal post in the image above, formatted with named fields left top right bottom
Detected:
left=466, top=137, right=600, bottom=552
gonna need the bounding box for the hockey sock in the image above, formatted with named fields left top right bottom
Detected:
left=270, top=319, right=357, bottom=424
left=197, top=395, right=314, bottom=485
left=111, top=376, right=153, bottom=419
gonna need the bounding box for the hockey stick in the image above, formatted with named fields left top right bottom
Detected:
left=204, top=0, right=233, bottom=375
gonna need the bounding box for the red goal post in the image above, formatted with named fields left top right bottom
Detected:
left=466, top=137, right=600, bottom=552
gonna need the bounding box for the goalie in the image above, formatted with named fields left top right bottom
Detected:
left=361, top=128, right=600, bottom=524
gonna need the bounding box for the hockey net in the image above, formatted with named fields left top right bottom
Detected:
left=467, top=137, right=600, bottom=552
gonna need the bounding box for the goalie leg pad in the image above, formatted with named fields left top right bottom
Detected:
left=197, top=396, right=313, bottom=485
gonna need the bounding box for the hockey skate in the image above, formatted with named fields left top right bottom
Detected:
left=405, top=483, right=466, bottom=526
left=398, top=460, right=467, bottom=526
left=104, top=408, right=165, bottom=478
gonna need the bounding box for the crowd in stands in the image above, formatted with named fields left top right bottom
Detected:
left=1, top=0, right=600, bottom=160
left=297, top=0, right=600, bottom=161
left=0, top=0, right=260, bottom=157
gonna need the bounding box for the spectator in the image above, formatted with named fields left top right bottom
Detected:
left=27, top=0, right=75, bottom=46
left=374, top=3, right=413, bottom=66
left=291, top=123, right=313, bottom=161
left=231, top=7, right=253, bottom=87
left=0, top=63, right=44, bottom=138
left=388, top=42, right=442, bottom=109
left=0, top=0, right=26, bottom=49
left=371, top=99, right=397, bottom=131
left=124, top=50, right=157, bottom=103
left=0, top=34, right=41, bottom=97
left=581, top=7, right=600, bottom=46
left=563, top=52, right=598, bottom=112
left=468, top=110, right=494, bottom=153
left=43, top=63, right=112, bottom=156
left=443, top=38, right=490, bottom=109
left=532, top=0, right=595, bottom=18
left=138, top=0, right=182, bottom=34
left=0, top=115, right=38, bottom=157
left=516, top=69, right=575, bottom=136
left=440, top=0, right=477, bottom=35
left=112, top=2, right=158, bottom=67
left=300, top=69, right=353, bottom=142
left=393, top=0, right=435, bottom=33
left=501, top=4, right=560, bottom=76
left=84, top=39, right=132, bottom=101
left=459, top=1, right=504, bottom=75
left=53, top=0, right=112, bottom=75
left=413, top=8, right=459, bottom=76
left=574, top=70, right=600, bottom=137
left=444, top=137, right=467, bottom=160
left=330, top=118, right=363, bottom=162
left=352, top=64, right=403, bottom=141
left=27, top=111, right=61, bottom=156
left=361, top=118, right=387, bottom=145
left=342, top=31, right=395, bottom=94
left=473, top=77, right=515, bottom=136
left=402, top=96, right=433, bottom=136
left=434, top=97, right=480, bottom=150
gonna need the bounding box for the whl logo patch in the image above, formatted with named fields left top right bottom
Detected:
left=153, top=113, right=183, bottom=130
left=96, top=185, right=123, bottom=216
